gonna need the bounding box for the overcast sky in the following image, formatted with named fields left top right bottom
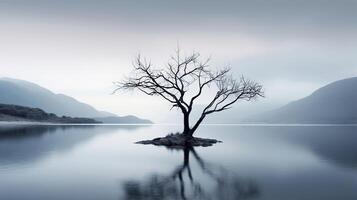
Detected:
left=1, top=0, right=357, bottom=122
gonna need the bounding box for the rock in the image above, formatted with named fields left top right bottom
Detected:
left=136, top=133, right=222, bottom=147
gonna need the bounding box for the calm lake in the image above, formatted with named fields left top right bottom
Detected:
left=0, top=124, right=356, bottom=200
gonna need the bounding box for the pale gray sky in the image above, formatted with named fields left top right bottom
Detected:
left=1, top=0, right=357, bottom=122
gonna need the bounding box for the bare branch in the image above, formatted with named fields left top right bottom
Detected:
left=114, top=48, right=264, bottom=136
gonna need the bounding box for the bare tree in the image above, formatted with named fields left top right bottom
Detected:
left=114, top=48, right=263, bottom=138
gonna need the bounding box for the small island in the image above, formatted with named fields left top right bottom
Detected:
left=136, top=133, right=222, bottom=147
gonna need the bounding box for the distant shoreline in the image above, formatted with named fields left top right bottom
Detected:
left=0, top=121, right=56, bottom=125
left=1, top=121, right=357, bottom=127
left=0, top=121, right=153, bottom=126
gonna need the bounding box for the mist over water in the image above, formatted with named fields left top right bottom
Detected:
left=0, top=124, right=357, bottom=200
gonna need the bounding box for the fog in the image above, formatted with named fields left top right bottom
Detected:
left=0, top=0, right=356, bottom=122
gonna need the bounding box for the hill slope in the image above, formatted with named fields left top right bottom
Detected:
left=0, top=78, right=113, bottom=118
left=251, top=77, right=357, bottom=123
left=0, top=78, right=152, bottom=123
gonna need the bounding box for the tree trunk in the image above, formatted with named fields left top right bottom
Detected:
left=189, top=114, right=205, bottom=136
left=183, top=113, right=205, bottom=139
left=183, top=113, right=192, bottom=138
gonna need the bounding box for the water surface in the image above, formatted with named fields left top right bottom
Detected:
left=0, top=124, right=357, bottom=200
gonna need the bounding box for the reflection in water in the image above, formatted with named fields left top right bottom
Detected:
left=306, top=130, right=357, bottom=169
left=122, top=147, right=260, bottom=200
left=267, top=126, right=357, bottom=169
left=0, top=125, right=145, bottom=165
left=0, top=125, right=93, bottom=165
left=1, top=125, right=357, bottom=200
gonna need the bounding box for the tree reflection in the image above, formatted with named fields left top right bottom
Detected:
left=122, top=147, right=260, bottom=200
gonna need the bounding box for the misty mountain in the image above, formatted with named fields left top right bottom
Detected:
left=0, top=77, right=113, bottom=118
left=0, top=78, right=152, bottom=123
left=249, top=77, right=357, bottom=123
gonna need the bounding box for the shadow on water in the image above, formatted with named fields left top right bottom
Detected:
left=122, top=146, right=260, bottom=200
left=0, top=124, right=145, bottom=165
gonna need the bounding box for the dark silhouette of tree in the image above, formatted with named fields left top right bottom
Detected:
left=115, top=48, right=263, bottom=137
left=121, top=147, right=260, bottom=200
